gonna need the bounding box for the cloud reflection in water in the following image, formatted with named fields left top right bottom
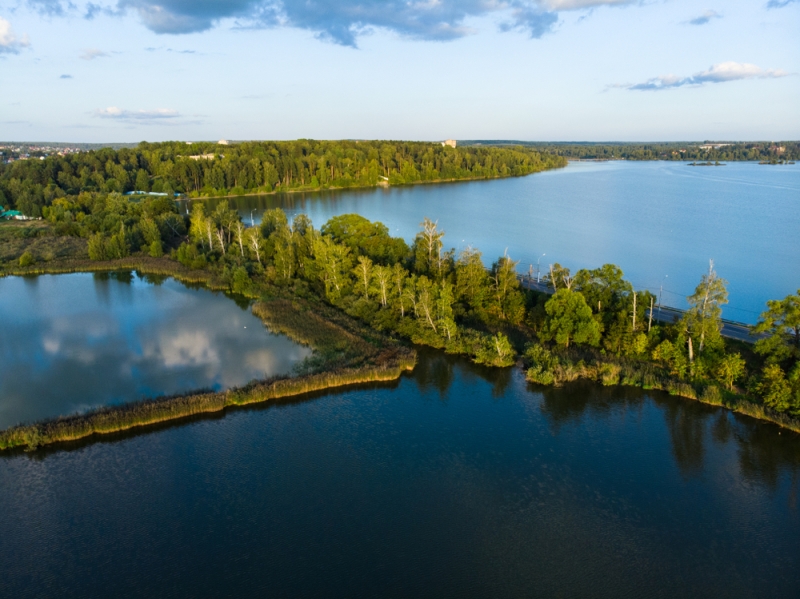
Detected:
left=0, top=273, right=310, bottom=428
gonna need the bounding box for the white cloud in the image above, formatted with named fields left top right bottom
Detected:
left=619, top=62, right=792, bottom=91
left=0, top=17, right=31, bottom=55
left=81, top=48, right=109, bottom=60
left=95, top=107, right=181, bottom=120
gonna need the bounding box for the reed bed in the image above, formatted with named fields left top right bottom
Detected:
left=0, top=278, right=416, bottom=451
left=0, top=359, right=415, bottom=451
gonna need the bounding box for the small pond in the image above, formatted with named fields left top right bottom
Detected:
left=0, top=272, right=311, bottom=428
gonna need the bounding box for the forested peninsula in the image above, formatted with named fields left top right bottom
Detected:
left=1, top=179, right=799, bottom=449
left=0, top=140, right=567, bottom=217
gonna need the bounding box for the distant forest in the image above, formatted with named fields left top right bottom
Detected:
left=462, top=141, right=800, bottom=162
left=0, top=140, right=566, bottom=218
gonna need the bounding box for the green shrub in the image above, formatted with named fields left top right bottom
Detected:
left=18, top=251, right=34, bottom=267
left=149, top=239, right=163, bottom=258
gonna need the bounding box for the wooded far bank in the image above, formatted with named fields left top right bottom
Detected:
left=0, top=140, right=567, bottom=218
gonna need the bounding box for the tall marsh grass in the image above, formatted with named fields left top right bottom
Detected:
left=0, top=276, right=416, bottom=451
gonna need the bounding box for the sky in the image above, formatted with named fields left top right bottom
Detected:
left=0, top=0, right=798, bottom=142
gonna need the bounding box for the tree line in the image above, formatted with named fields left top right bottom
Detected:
left=24, top=187, right=797, bottom=420
left=0, top=140, right=566, bottom=218
left=469, top=142, right=800, bottom=162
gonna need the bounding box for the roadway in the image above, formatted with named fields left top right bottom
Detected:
left=516, top=275, right=763, bottom=344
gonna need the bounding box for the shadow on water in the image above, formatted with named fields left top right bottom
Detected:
left=6, top=339, right=800, bottom=497
left=534, top=376, right=800, bottom=490
left=535, top=380, right=647, bottom=430
left=409, top=346, right=513, bottom=399
left=661, top=399, right=710, bottom=477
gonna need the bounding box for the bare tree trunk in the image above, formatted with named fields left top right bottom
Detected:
left=236, top=223, right=244, bottom=257
left=249, top=236, right=261, bottom=264
left=632, top=291, right=637, bottom=332
left=206, top=221, right=214, bottom=250
left=648, top=296, right=654, bottom=332
left=216, top=228, right=226, bottom=254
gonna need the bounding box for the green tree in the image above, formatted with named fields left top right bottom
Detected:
left=488, top=251, right=525, bottom=325
left=475, top=333, right=515, bottom=367
left=714, top=353, right=745, bottom=390
left=756, top=364, right=794, bottom=413
left=540, top=289, right=601, bottom=348
left=189, top=203, right=207, bottom=248
left=321, top=213, right=408, bottom=265
left=134, top=169, right=150, bottom=192
left=752, top=290, right=800, bottom=365
left=353, top=255, right=374, bottom=300
left=683, top=261, right=728, bottom=354
left=371, top=264, right=392, bottom=308
left=652, top=339, right=689, bottom=379
left=455, top=246, right=489, bottom=316
left=413, top=217, right=446, bottom=278
left=436, top=281, right=457, bottom=341
left=87, top=233, right=107, bottom=261
left=313, top=235, right=353, bottom=303
left=546, top=262, right=572, bottom=292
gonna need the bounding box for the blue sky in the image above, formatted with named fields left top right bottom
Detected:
left=1, top=0, right=798, bottom=142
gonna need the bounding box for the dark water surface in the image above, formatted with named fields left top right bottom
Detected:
left=2, top=350, right=799, bottom=598
left=0, top=272, right=310, bottom=428
left=192, top=161, right=800, bottom=322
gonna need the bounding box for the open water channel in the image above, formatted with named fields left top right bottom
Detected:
left=1, top=349, right=799, bottom=597
left=2, top=162, right=799, bottom=597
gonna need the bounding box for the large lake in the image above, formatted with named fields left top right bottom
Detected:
left=0, top=272, right=310, bottom=428
left=1, top=350, right=798, bottom=597
left=193, top=161, right=800, bottom=323
left=2, top=163, right=799, bottom=597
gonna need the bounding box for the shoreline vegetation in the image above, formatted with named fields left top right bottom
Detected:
left=0, top=143, right=798, bottom=449
left=0, top=140, right=567, bottom=217
left=464, top=141, right=800, bottom=162
left=0, top=258, right=416, bottom=450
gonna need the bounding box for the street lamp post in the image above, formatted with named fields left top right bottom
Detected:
left=537, top=253, right=546, bottom=283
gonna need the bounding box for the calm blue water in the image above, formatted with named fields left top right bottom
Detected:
left=0, top=272, right=310, bottom=428
left=197, top=161, right=800, bottom=323
left=1, top=350, right=798, bottom=598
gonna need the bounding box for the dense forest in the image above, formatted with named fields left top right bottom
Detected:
left=4, top=190, right=798, bottom=426
left=0, top=140, right=566, bottom=218
left=463, top=141, right=800, bottom=162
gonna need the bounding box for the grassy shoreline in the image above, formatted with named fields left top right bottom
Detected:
left=523, top=349, right=800, bottom=434
left=1, top=257, right=798, bottom=449
left=183, top=170, right=561, bottom=201
left=0, top=260, right=416, bottom=451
